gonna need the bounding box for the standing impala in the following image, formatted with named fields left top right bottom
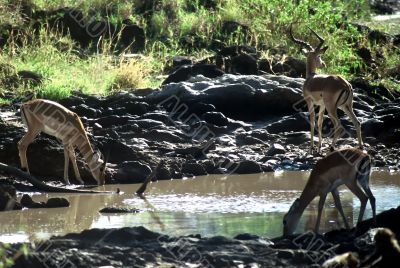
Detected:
left=289, top=25, right=363, bottom=153
left=283, top=148, right=376, bottom=235
left=18, top=99, right=106, bottom=185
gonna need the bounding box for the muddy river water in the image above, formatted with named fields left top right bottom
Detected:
left=0, top=171, right=399, bottom=243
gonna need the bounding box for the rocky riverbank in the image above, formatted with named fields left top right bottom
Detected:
left=4, top=205, right=400, bottom=267
left=0, top=74, right=399, bottom=188
left=1, top=73, right=400, bottom=267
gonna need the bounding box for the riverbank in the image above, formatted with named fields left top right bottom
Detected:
left=4, top=205, right=399, bottom=267
left=0, top=74, right=399, bottom=190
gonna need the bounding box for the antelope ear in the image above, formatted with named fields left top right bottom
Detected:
left=320, top=46, right=328, bottom=54
left=301, top=48, right=308, bottom=55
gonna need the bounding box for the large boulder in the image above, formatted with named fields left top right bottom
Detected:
left=235, top=160, right=262, bottom=174
left=116, top=161, right=152, bottom=183
left=162, top=64, right=224, bottom=85
left=0, top=185, right=19, bottom=211
left=151, top=74, right=303, bottom=121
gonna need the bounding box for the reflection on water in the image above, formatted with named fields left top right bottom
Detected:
left=0, top=171, right=399, bottom=243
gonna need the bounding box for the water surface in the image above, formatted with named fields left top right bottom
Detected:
left=0, top=171, right=399, bottom=243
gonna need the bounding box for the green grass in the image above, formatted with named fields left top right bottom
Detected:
left=0, top=25, right=154, bottom=99
left=0, top=0, right=399, bottom=99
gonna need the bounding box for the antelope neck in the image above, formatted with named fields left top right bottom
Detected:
left=305, top=72, right=317, bottom=80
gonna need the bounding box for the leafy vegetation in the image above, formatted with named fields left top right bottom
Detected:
left=0, top=0, right=399, bottom=99
left=0, top=243, right=29, bottom=268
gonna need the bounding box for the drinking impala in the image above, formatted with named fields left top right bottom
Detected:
left=18, top=99, right=106, bottom=185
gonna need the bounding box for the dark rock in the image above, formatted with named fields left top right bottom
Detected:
left=58, top=95, right=86, bottom=108
left=174, top=142, right=215, bottom=158
left=277, top=249, right=295, bottom=259
left=155, top=165, right=171, bottom=180
left=188, top=102, right=216, bottom=116
left=0, top=185, right=17, bottom=211
left=119, top=22, right=145, bottom=52
left=71, top=104, right=98, bottom=118
left=236, top=134, right=265, bottom=146
left=17, top=70, right=43, bottom=85
left=234, top=233, right=260, bottom=240
left=202, top=112, right=229, bottom=126
left=266, top=144, right=286, bottom=156
left=21, top=195, right=68, bottom=209
left=368, top=29, right=392, bottom=44
left=20, top=194, right=35, bottom=208
left=272, top=62, right=291, bottom=73
left=231, top=53, right=258, bottom=75
left=151, top=75, right=303, bottom=121
left=284, top=132, right=310, bottom=145
left=235, top=160, right=262, bottom=174
left=371, top=0, right=399, bottom=14
left=266, top=113, right=309, bottom=134
left=181, top=162, right=207, bottom=176
left=394, top=34, right=400, bottom=46
left=258, top=58, right=273, bottom=74
left=45, top=198, right=70, bottom=208
left=168, top=56, right=192, bottom=72
left=283, top=57, right=306, bottom=78
left=99, top=207, right=139, bottom=213
left=143, top=129, right=184, bottom=143
left=162, top=64, right=224, bottom=85
left=140, top=113, right=171, bottom=124
left=261, top=164, right=274, bottom=172
left=116, top=161, right=152, bottom=183
left=218, top=45, right=257, bottom=57
left=125, top=101, right=149, bottom=115
left=130, top=119, right=165, bottom=129
left=356, top=46, right=375, bottom=66
left=96, top=115, right=131, bottom=127
left=98, top=138, right=145, bottom=164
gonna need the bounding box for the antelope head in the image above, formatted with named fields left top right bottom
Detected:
left=289, top=24, right=328, bottom=71
left=89, top=151, right=107, bottom=185
left=283, top=198, right=302, bottom=236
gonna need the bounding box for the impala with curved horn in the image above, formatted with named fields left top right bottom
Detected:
left=18, top=99, right=107, bottom=185
left=289, top=25, right=363, bottom=153
left=283, top=148, right=376, bottom=235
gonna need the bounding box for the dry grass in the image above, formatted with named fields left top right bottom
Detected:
left=111, top=58, right=151, bottom=91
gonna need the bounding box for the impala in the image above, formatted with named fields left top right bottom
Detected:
left=283, top=148, right=376, bottom=235
left=18, top=99, right=106, bottom=185
left=289, top=25, right=363, bottom=153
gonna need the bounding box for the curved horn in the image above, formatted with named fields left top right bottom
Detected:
left=289, top=24, right=314, bottom=51
left=308, top=27, right=325, bottom=51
